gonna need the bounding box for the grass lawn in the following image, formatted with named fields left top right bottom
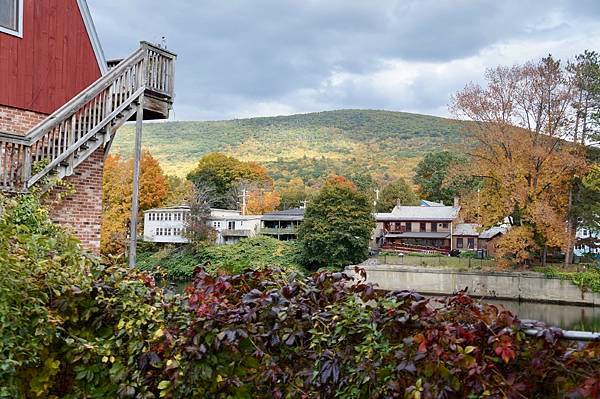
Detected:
left=376, top=253, right=497, bottom=270
left=374, top=253, right=590, bottom=271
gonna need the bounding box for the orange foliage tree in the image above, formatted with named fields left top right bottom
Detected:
left=246, top=190, right=281, bottom=215
left=451, top=56, right=588, bottom=266
left=101, top=149, right=168, bottom=256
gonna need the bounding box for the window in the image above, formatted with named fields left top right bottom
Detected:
left=456, top=238, right=464, bottom=248
left=405, top=223, right=412, bottom=232
left=442, top=223, right=449, bottom=229
left=467, top=237, right=475, bottom=249
left=420, top=222, right=426, bottom=232
left=431, top=223, right=437, bottom=232
left=228, top=221, right=235, bottom=230
left=394, top=222, right=402, bottom=231
left=0, top=0, right=22, bottom=37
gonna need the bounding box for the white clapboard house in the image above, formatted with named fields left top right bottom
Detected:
left=143, top=206, right=261, bottom=245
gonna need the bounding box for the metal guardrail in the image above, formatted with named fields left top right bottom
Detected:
left=260, top=227, right=298, bottom=235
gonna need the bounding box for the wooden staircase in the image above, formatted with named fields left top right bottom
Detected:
left=0, top=42, right=176, bottom=193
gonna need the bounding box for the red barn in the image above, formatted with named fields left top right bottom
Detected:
left=0, top=0, right=106, bottom=134
left=0, top=0, right=176, bottom=253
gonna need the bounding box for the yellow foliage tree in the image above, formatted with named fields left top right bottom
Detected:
left=101, top=150, right=168, bottom=256
left=246, top=190, right=281, bottom=215
left=451, top=56, right=588, bottom=266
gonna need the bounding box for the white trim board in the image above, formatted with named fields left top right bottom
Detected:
left=0, top=0, right=24, bottom=38
left=76, top=0, right=108, bottom=75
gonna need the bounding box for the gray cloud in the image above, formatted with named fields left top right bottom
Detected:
left=88, top=0, right=600, bottom=120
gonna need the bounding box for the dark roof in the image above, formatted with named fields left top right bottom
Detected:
left=261, top=207, right=305, bottom=221
left=385, top=232, right=451, bottom=239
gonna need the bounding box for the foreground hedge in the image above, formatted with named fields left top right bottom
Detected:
left=2, top=194, right=599, bottom=398
left=152, top=269, right=600, bottom=398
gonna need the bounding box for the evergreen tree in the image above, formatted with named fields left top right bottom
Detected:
left=376, top=178, right=419, bottom=212
left=298, top=176, right=374, bottom=270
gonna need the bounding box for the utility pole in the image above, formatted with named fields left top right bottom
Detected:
left=128, top=94, right=144, bottom=268
left=241, top=188, right=247, bottom=216
left=374, top=188, right=380, bottom=208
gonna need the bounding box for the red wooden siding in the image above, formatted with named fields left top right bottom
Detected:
left=0, top=0, right=102, bottom=116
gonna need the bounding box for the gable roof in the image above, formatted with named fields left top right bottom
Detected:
left=454, top=223, right=480, bottom=236
left=376, top=205, right=460, bottom=222
left=420, top=199, right=445, bottom=207
left=76, top=0, right=108, bottom=74
left=479, top=226, right=508, bottom=239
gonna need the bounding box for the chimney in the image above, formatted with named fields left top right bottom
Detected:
left=396, top=198, right=402, bottom=207
left=453, top=196, right=460, bottom=208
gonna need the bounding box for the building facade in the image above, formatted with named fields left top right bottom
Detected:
left=143, top=207, right=261, bottom=245
left=0, top=0, right=176, bottom=254
left=574, top=228, right=600, bottom=259
left=260, top=208, right=305, bottom=241
left=375, top=202, right=460, bottom=254
left=375, top=200, right=506, bottom=255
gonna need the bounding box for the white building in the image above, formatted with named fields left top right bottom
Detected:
left=209, top=210, right=262, bottom=245
left=143, top=206, right=261, bottom=245
left=574, top=228, right=600, bottom=259
left=143, top=206, right=190, bottom=244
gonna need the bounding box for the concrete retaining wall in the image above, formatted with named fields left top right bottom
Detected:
left=346, top=264, right=600, bottom=306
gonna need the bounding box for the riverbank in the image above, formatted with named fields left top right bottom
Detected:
left=346, top=262, right=600, bottom=306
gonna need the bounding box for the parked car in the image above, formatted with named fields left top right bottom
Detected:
left=449, top=249, right=461, bottom=257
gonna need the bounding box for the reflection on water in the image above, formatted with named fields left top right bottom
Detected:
left=479, top=299, right=600, bottom=332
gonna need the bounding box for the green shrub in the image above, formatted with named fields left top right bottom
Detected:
left=199, top=236, right=303, bottom=275
left=0, top=193, right=94, bottom=397
left=153, top=269, right=600, bottom=398
left=539, top=266, right=600, bottom=293
left=138, top=236, right=304, bottom=281
left=0, top=193, right=183, bottom=398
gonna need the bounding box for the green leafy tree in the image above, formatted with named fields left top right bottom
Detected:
left=298, top=176, right=374, bottom=270
left=413, top=150, right=480, bottom=205
left=187, top=152, right=272, bottom=209
left=376, top=178, right=419, bottom=212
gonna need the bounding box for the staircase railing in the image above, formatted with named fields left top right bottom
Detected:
left=0, top=42, right=175, bottom=192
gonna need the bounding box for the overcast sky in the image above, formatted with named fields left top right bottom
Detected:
left=88, top=0, right=600, bottom=121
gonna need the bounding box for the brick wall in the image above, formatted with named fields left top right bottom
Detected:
left=46, top=147, right=105, bottom=254
left=0, top=104, right=47, bottom=135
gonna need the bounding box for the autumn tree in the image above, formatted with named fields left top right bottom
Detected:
left=413, top=151, right=481, bottom=205
left=246, top=190, right=281, bottom=215
left=187, top=153, right=272, bottom=209
left=278, top=178, right=313, bottom=209
left=451, top=56, right=588, bottom=266
left=164, top=175, right=195, bottom=206
left=101, top=150, right=168, bottom=256
left=376, top=178, right=419, bottom=212
left=298, top=176, right=374, bottom=270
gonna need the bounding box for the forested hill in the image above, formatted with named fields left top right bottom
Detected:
left=111, top=109, right=468, bottom=185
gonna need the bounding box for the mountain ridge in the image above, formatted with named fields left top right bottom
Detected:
left=111, top=109, right=468, bottom=185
